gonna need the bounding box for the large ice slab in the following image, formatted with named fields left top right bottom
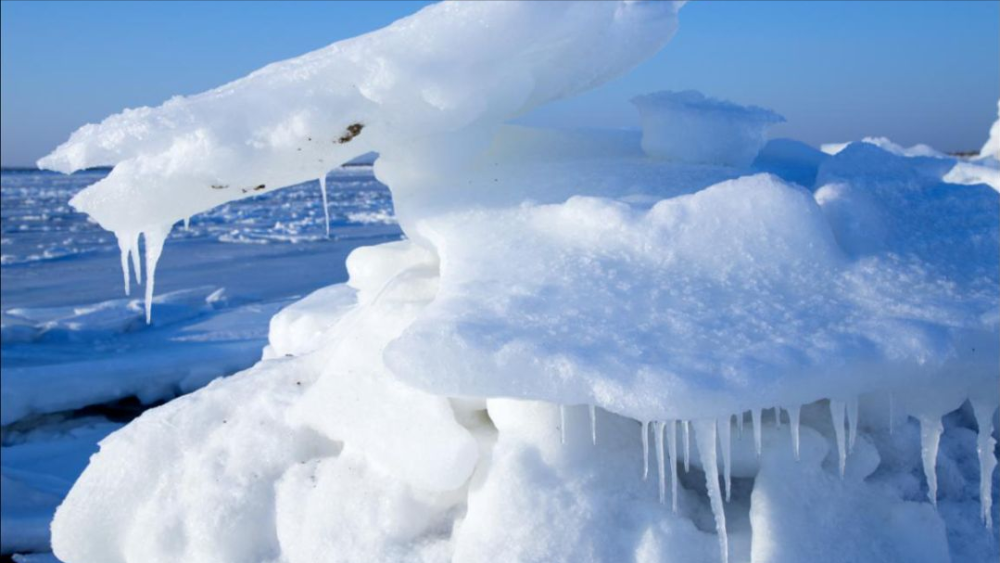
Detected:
left=387, top=168, right=998, bottom=422
left=633, top=90, right=784, bottom=167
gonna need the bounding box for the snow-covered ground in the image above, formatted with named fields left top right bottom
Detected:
left=1, top=165, right=398, bottom=558
left=4, top=1, right=999, bottom=562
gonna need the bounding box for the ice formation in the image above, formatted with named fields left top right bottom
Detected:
left=634, top=90, right=784, bottom=166
left=666, top=419, right=678, bottom=513
left=981, top=101, right=1000, bottom=160
left=920, top=416, right=944, bottom=507
left=694, top=420, right=728, bottom=563
left=641, top=419, right=650, bottom=480
left=944, top=101, right=1000, bottom=191
left=655, top=420, right=667, bottom=504
left=31, top=1, right=1000, bottom=562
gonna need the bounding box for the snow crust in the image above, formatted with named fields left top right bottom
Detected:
left=33, top=1, right=999, bottom=562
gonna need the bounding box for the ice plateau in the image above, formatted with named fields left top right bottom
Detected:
left=32, top=1, right=999, bottom=563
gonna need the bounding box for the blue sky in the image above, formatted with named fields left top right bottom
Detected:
left=2, top=0, right=997, bottom=166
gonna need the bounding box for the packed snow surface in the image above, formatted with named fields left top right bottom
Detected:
left=30, top=1, right=1000, bottom=562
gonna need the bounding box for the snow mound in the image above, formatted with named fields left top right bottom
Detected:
left=633, top=90, right=784, bottom=167
left=821, top=136, right=945, bottom=159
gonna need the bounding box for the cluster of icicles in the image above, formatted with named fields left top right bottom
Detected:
left=561, top=396, right=998, bottom=563
left=114, top=226, right=170, bottom=324
left=113, top=178, right=336, bottom=325
left=113, top=209, right=995, bottom=563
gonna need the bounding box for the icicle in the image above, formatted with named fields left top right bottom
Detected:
left=667, top=420, right=679, bottom=513
left=115, top=233, right=132, bottom=296
left=751, top=408, right=762, bottom=458
left=683, top=420, right=691, bottom=472
left=560, top=405, right=567, bottom=445
left=888, top=392, right=895, bottom=435
left=141, top=225, right=171, bottom=324
left=183, top=216, right=190, bottom=230
left=737, top=411, right=744, bottom=438
left=719, top=415, right=732, bottom=502
left=129, top=231, right=142, bottom=286
left=590, top=405, right=598, bottom=445
left=319, top=174, right=331, bottom=238
left=972, top=401, right=998, bottom=527
left=774, top=407, right=782, bottom=429
left=788, top=404, right=801, bottom=461
left=847, top=397, right=859, bottom=453
left=830, top=400, right=847, bottom=477
left=642, top=420, right=650, bottom=480
left=694, top=420, right=728, bottom=563
left=919, top=415, right=943, bottom=507
left=655, top=421, right=666, bottom=504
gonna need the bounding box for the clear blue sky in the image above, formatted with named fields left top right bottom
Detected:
left=2, top=0, right=997, bottom=166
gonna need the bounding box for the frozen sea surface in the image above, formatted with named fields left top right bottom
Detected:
left=0, top=166, right=398, bottom=557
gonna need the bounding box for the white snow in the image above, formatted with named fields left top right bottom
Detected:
left=21, top=1, right=1000, bottom=562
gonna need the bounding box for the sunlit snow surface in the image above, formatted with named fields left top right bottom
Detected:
left=17, top=1, right=1000, bottom=563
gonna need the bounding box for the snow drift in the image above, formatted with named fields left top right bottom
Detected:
left=36, top=1, right=998, bottom=562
